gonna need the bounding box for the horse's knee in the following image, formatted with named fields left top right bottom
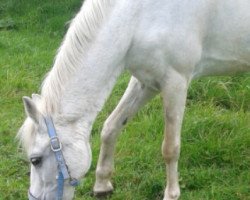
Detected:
left=101, top=114, right=129, bottom=144
left=162, top=140, right=180, bottom=163
left=101, top=128, right=115, bottom=144
left=100, top=120, right=119, bottom=144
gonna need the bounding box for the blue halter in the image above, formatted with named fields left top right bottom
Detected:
left=28, top=116, right=79, bottom=200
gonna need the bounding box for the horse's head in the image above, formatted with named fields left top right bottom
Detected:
left=18, top=94, right=92, bottom=200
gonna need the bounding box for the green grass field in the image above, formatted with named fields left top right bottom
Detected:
left=0, top=0, right=249, bottom=199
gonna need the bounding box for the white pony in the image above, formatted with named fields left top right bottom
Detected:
left=18, top=0, right=250, bottom=199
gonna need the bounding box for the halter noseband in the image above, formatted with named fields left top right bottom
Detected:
left=28, top=116, right=79, bottom=200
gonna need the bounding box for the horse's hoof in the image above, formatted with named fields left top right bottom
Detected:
left=93, top=179, right=114, bottom=198
left=93, top=190, right=113, bottom=199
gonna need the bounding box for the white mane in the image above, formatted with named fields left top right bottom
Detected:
left=18, top=0, right=114, bottom=151
left=41, top=0, right=113, bottom=114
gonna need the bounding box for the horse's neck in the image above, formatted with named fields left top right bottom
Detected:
left=41, top=1, right=136, bottom=127
left=60, top=59, right=124, bottom=124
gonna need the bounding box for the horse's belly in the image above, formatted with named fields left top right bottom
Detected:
left=193, top=57, right=250, bottom=78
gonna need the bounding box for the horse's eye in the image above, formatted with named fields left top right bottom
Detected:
left=30, top=157, right=42, bottom=166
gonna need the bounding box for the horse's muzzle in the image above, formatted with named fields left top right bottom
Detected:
left=28, top=190, right=40, bottom=200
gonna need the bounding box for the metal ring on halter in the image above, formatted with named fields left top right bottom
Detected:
left=50, top=136, right=62, bottom=152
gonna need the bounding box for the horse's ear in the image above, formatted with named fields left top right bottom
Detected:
left=31, top=93, right=41, bottom=104
left=22, top=96, right=42, bottom=124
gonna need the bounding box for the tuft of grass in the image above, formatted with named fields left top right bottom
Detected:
left=0, top=0, right=249, bottom=199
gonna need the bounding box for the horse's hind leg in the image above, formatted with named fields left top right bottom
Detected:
left=161, top=71, right=189, bottom=200
left=94, top=76, right=158, bottom=196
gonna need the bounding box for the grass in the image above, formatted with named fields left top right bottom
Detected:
left=0, top=0, right=249, bottom=199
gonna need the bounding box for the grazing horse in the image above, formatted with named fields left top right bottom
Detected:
left=18, top=0, right=250, bottom=199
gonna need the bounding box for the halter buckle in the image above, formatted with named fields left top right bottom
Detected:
left=50, top=136, right=62, bottom=152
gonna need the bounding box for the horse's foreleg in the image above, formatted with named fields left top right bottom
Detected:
left=94, top=76, right=157, bottom=196
left=162, top=72, right=188, bottom=200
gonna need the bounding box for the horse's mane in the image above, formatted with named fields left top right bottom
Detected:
left=41, top=0, right=113, bottom=114
left=17, top=0, right=114, bottom=151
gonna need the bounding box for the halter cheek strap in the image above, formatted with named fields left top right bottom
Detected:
left=45, top=116, right=79, bottom=199
left=28, top=116, right=79, bottom=200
